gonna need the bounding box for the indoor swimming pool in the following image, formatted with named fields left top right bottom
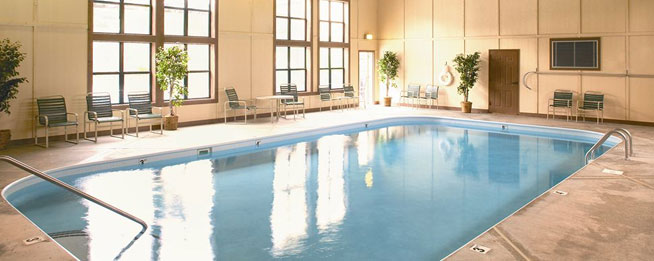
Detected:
left=3, top=117, right=617, bottom=260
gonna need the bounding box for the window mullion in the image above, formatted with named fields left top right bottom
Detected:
left=119, top=42, right=125, bottom=104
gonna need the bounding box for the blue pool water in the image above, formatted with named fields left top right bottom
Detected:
left=5, top=122, right=611, bottom=260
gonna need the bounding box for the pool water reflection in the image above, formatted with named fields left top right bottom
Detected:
left=7, top=124, right=608, bottom=260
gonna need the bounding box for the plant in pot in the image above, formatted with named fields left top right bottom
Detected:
left=452, top=52, right=481, bottom=113
left=0, top=39, right=27, bottom=150
left=378, top=51, right=400, bottom=107
left=155, top=45, right=188, bottom=130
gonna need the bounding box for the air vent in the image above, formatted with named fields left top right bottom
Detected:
left=197, top=148, right=212, bottom=157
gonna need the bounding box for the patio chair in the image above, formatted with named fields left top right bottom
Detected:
left=126, top=92, right=163, bottom=137
left=224, top=87, right=257, bottom=124
left=34, top=95, right=79, bottom=148
left=342, top=84, right=359, bottom=110
left=547, top=90, right=574, bottom=121
left=319, top=85, right=342, bottom=111
left=401, top=84, right=421, bottom=108
left=576, top=91, right=604, bottom=124
left=84, top=92, right=125, bottom=142
left=420, top=85, right=440, bottom=109
left=279, top=84, right=305, bottom=119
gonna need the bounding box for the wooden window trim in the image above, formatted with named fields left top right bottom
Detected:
left=318, top=0, right=350, bottom=90
left=273, top=0, right=313, bottom=94
left=88, top=0, right=219, bottom=107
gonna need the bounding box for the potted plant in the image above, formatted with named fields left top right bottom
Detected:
left=0, top=39, right=27, bottom=150
left=378, top=51, right=400, bottom=107
left=155, top=45, right=188, bottom=130
left=452, top=52, right=481, bottom=113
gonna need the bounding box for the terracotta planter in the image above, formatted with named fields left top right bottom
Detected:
left=384, top=97, right=392, bottom=107
left=164, top=115, right=179, bottom=130
left=461, top=101, right=472, bottom=113
left=0, top=129, right=10, bottom=150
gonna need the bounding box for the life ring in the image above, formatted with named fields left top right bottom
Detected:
left=438, top=66, right=454, bottom=86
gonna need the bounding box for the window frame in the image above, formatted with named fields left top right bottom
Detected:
left=549, top=37, right=601, bottom=71
left=88, top=0, right=219, bottom=107
left=318, top=0, right=350, bottom=90
left=274, top=0, right=313, bottom=95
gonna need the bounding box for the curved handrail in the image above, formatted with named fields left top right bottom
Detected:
left=0, top=156, right=148, bottom=239
left=522, top=71, right=536, bottom=90
left=585, top=128, right=633, bottom=164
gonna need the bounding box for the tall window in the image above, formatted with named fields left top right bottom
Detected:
left=90, top=0, right=217, bottom=105
left=275, top=0, right=312, bottom=93
left=319, top=0, right=349, bottom=89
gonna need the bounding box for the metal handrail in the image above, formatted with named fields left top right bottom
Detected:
left=585, top=128, right=633, bottom=164
left=523, top=70, right=654, bottom=90
left=0, top=156, right=148, bottom=239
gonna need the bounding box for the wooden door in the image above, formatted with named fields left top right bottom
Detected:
left=489, top=50, right=520, bottom=114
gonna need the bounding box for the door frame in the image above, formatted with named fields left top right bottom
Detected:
left=358, top=50, right=376, bottom=106
left=488, top=49, right=520, bottom=114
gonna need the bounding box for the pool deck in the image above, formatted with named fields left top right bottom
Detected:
left=1, top=106, right=653, bottom=260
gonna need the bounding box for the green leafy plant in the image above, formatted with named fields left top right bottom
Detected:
left=0, top=39, right=27, bottom=116
left=378, top=51, right=400, bottom=97
left=156, top=46, right=188, bottom=116
left=452, top=52, right=481, bottom=103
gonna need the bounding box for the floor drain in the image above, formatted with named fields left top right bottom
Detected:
left=553, top=190, right=568, bottom=196
left=23, top=236, right=46, bottom=246
left=470, top=244, right=491, bottom=254
left=602, top=168, right=624, bottom=175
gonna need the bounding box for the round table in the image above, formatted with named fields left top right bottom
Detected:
left=256, top=95, right=294, bottom=123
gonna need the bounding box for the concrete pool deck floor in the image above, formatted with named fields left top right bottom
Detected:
left=1, top=106, right=653, bottom=260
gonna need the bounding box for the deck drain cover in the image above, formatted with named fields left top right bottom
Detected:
left=602, top=168, right=624, bottom=175
left=470, top=244, right=491, bottom=254
left=23, top=236, right=46, bottom=246
left=553, top=190, right=568, bottom=196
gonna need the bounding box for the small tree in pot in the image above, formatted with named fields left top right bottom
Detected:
left=0, top=39, right=27, bottom=149
left=452, top=52, right=481, bottom=113
left=156, top=45, right=188, bottom=130
left=378, top=51, right=400, bottom=107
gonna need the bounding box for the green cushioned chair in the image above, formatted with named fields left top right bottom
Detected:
left=126, top=92, right=163, bottom=137
left=318, top=85, right=342, bottom=111
left=342, top=84, right=359, bottom=110
left=547, top=90, right=574, bottom=121
left=84, top=92, right=125, bottom=142
left=280, top=83, right=305, bottom=119
left=34, top=95, right=79, bottom=148
left=576, top=91, right=604, bottom=124
left=421, top=85, right=440, bottom=109
left=224, top=87, right=257, bottom=124
left=401, top=84, right=421, bottom=108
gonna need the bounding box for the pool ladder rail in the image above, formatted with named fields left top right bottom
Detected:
left=0, top=155, right=148, bottom=240
left=585, top=128, right=633, bottom=164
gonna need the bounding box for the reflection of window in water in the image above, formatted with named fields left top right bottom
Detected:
left=316, top=135, right=348, bottom=234
left=270, top=143, right=308, bottom=257
left=81, top=170, right=157, bottom=260
left=157, top=161, right=216, bottom=260
left=356, top=130, right=376, bottom=167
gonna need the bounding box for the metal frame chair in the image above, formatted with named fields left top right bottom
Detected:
left=342, top=84, right=359, bottom=110
left=576, top=91, right=604, bottom=124
left=421, top=85, right=440, bottom=109
left=34, top=95, right=79, bottom=148
left=280, top=84, right=305, bottom=119
left=401, top=84, right=421, bottom=108
left=318, top=85, right=342, bottom=111
left=84, top=92, right=125, bottom=142
left=547, top=90, right=574, bottom=121
left=224, top=87, right=257, bottom=124
left=126, top=92, right=163, bottom=137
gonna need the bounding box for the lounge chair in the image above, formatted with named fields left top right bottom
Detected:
left=576, top=91, right=604, bottom=124
left=547, top=90, right=574, bottom=121
left=280, top=84, right=305, bottom=119
left=34, top=95, right=79, bottom=148
left=420, top=85, right=439, bottom=109
left=342, top=84, right=359, bottom=109
left=401, top=84, right=421, bottom=108
left=84, top=92, right=125, bottom=142
left=319, top=85, right=342, bottom=111
left=224, top=87, right=257, bottom=124
left=126, top=92, right=163, bottom=137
